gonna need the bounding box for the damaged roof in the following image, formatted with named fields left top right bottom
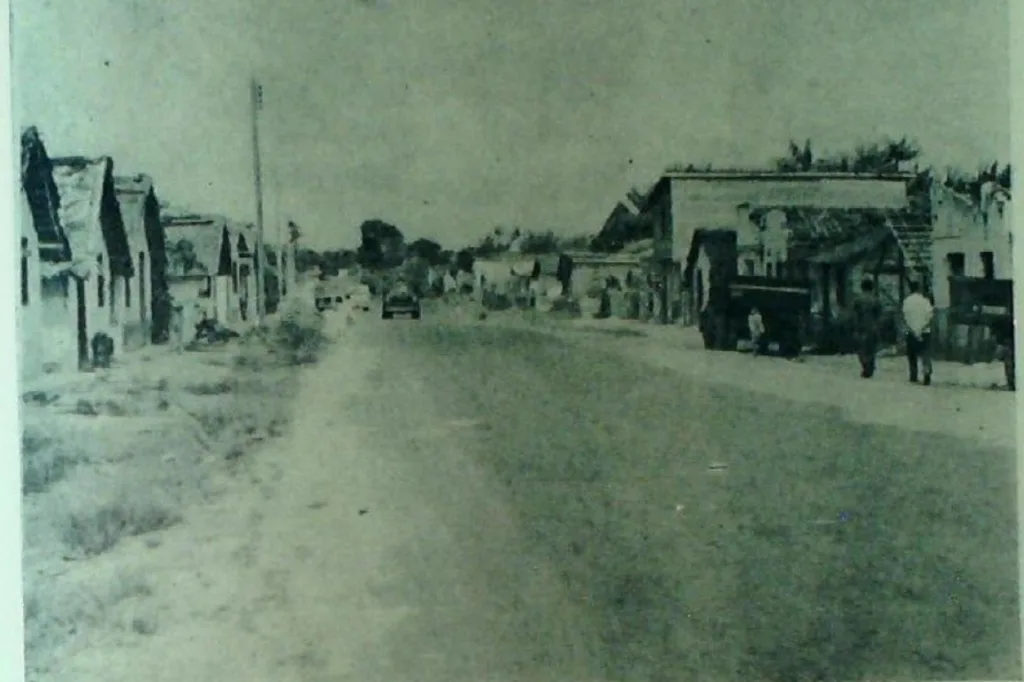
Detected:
left=19, top=127, right=71, bottom=260
left=114, top=174, right=163, bottom=258
left=773, top=207, right=932, bottom=272
left=51, top=156, right=133, bottom=277
left=162, top=214, right=231, bottom=277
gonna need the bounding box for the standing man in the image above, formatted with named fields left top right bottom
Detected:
left=851, top=278, right=884, bottom=378
left=748, top=306, right=766, bottom=356
left=902, top=280, right=934, bottom=385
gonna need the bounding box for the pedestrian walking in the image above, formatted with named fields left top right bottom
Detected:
left=748, top=306, right=766, bottom=355
left=901, top=280, right=934, bottom=385
left=851, top=278, right=884, bottom=378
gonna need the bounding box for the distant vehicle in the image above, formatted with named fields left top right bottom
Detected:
left=382, top=282, right=421, bottom=320
left=347, top=284, right=373, bottom=312
left=314, top=279, right=345, bottom=312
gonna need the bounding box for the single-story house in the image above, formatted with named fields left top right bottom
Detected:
left=162, top=213, right=235, bottom=334
left=563, top=251, right=646, bottom=297
left=51, top=155, right=135, bottom=366
left=929, top=181, right=1013, bottom=361
left=114, top=174, right=170, bottom=347
left=18, top=127, right=75, bottom=380
left=227, top=221, right=258, bottom=324
left=683, top=205, right=931, bottom=351
left=644, top=170, right=914, bottom=326
left=780, top=206, right=931, bottom=323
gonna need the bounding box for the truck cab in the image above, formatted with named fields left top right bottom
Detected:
left=691, top=229, right=811, bottom=357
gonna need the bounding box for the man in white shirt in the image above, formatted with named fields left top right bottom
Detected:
left=902, top=281, right=934, bottom=385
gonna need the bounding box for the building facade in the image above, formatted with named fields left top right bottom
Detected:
left=646, top=171, right=913, bottom=326
left=51, top=156, right=135, bottom=365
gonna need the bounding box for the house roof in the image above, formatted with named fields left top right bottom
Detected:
left=113, top=174, right=157, bottom=256
left=780, top=207, right=932, bottom=272
left=226, top=220, right=260, bottom=257
left=563, top=250, right=644, bottom=267
left=663, top=170, right=915, bottom=182
left=19, top=127, right=71, bottom=260
left=51, top=156, right=133, bottom=277
left=682, top=228, right=737, bottom=282
left=807, top=227, right=891, bottom=265
left=162, top=214, right=229, bottom=276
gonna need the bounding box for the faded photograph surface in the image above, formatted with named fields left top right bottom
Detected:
left=12, top=1, right=1019, bottom=680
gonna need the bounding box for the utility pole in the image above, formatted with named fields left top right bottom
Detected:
left=250, top=78, right=266, bottom=325
left=278, top=218, right=286, bottom=300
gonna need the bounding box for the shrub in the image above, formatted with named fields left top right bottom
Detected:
left=549, top=295, right=582, bottom=317
left=61, top=493, right=181, bottom=557
left=22, top=432, right=80, bottom=494
left=183, top=379, right=235, bottom=396
left=271, top=297, right=328, bottom=365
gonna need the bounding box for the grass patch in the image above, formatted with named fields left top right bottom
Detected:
left=61, top=492, right=181, bottom=557
left=22, top=431, right=82, bottom=494
left=24, top=567, right=156, bottom=674
left=183, top=379, right=235, bottom=396
left=273, top=305, right=328, bottom=365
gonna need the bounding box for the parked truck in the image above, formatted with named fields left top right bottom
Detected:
left=947, top=275, right=1015, bottom=390
left=695, top=229, right=812, bottom=357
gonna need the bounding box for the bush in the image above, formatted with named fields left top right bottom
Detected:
left=22, top=432, right=80, bottom=494
left=549, top=295, right=582, bottom=317
left=61, top=494, right=181, bottom=557
left=271, top=297, right=328, bottom=365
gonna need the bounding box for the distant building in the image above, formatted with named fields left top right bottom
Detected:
left=162, top=213, right=235, bottom=334
left=930, top=181, right=1013, bottom=308
left=645, top=170, right=916, bottom=326
left=18, top=127, right=75, bottom=379
left=51, top=155, right=135, bottom=364
left=114, top=174, right=170, bottom=346
left=227, top=221, right=260, bottom=325
left=929, top=181, right=1013, bottom=361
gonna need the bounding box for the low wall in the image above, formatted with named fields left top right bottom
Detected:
left=933, top=308, right=1000, bottom=363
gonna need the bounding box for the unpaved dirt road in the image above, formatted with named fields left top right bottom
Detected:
left=47, top=308, right=1020, bottom=682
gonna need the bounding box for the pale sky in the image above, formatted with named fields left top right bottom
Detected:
left=12, top=0, right=1011, bottom=250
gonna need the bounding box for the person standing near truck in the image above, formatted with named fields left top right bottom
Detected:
left=748, top=307, right=766, bottom=356
left=901, top=280, right=934, bottom=385
left=851, top=278, right=884, bottom=378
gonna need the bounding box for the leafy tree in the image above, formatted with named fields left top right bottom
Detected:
left=295, top=246, right=321, bottom=273
left=455, top=248, right=475, bottom=273
left=408, top=237, right=444, bottom=264
left=168, top=238, right=201, bottom=275
left=775, top=136, right=921, bottom=174
left=357, top=219, right=404, bottom=269
left=518, top=230, right=561, bottom=255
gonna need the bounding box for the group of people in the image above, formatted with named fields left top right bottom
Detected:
left=852, top=278, right=934, bottom=383
left=745, top=277, right=937, bottom=384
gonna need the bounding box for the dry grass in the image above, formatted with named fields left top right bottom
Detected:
left=183, top=379, right=235, bottom=396
left=58, top=480, right=182, bottom=558
left=24, top=567, right=157, bottom=677
left=22, top=317, right=309, bottom=676
left=21, top=430, right=83, bottom=494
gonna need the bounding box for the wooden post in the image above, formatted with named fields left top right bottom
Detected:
left=897, top=248, right=905, bottom=303
left=250, top=78, right=266, bottom=325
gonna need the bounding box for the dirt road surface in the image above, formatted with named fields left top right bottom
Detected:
left=46, top=309, right=1020, bottom=682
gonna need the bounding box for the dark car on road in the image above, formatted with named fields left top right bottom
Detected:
left=382, top=283, right=421, bottom=319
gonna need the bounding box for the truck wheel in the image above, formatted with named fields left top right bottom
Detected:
left=382, top=310, right=393, bottom=320
left=411, top=309, right=421, bottom=320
